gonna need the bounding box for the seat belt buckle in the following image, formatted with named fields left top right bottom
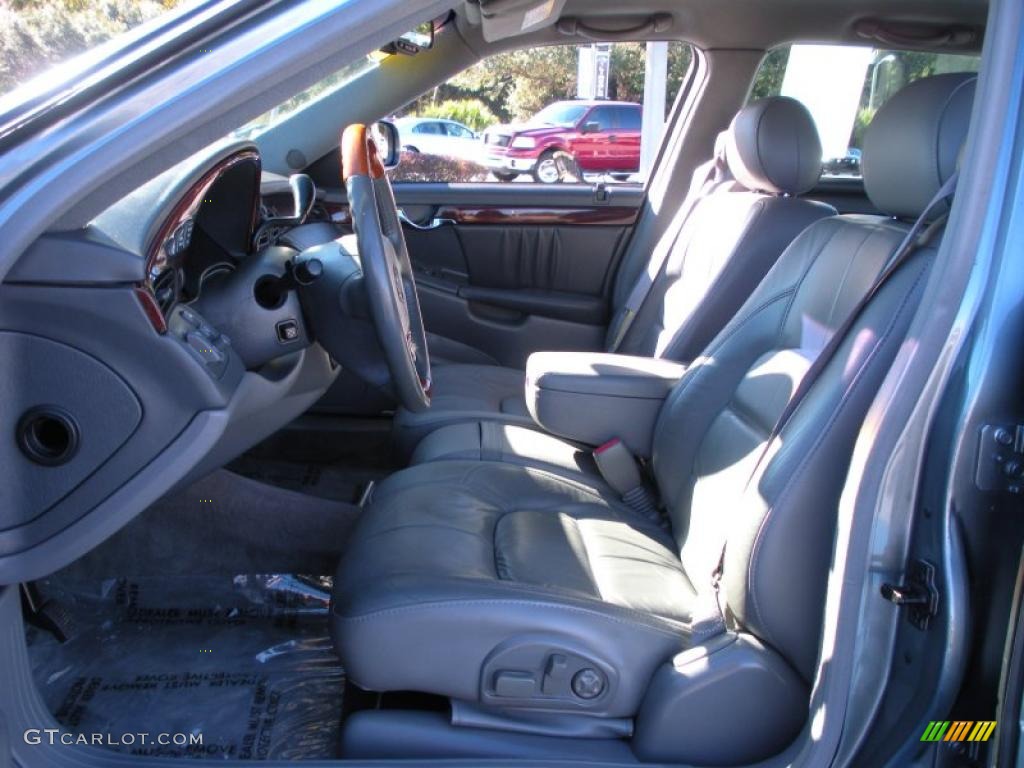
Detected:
left=593, top=439, right=643, bottom=495
left=593, top=439, right=664, bottom=526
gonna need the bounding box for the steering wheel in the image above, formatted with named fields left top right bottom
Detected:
left=341, top=124, right=431, bottom=412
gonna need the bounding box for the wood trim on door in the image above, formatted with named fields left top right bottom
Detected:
left=434, top=206, right=638, bottom=226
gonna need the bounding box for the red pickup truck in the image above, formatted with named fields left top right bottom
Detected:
left=481, top=100, right=642, bottom=183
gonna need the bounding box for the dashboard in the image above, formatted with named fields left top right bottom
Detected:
left=132, top=144, right=345, bottom=375
left=0, top=140, right=345, bottom=581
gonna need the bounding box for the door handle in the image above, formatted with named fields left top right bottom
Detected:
left=608, top=134, right=618, bottom=143
left=398, top=209, right=455, bottom=231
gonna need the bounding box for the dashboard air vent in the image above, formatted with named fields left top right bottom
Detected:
left=152, top=268, right=178, bottom=315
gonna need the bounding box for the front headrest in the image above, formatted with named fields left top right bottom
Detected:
left=725, top=96, right=823, bottom=196
left=862, top=73, right=976, bottom=219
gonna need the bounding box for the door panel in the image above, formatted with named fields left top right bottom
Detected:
left=416, top=284, right=608, bottom=370
left=391, top=182, right=643, bottom=369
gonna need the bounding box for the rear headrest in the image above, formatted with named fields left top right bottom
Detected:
left=725, top=96, right=823, bottom=196
left=862, top=73, right=976, bottom=219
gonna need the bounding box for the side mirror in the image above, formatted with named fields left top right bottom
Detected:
left=581, top=121, right=600, bottom=134
left=371, top=120, right=401, bottom=169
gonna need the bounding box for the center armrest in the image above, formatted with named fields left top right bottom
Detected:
left=525, top=352, right=687, bottom=458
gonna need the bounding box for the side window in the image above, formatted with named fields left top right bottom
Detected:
left=413, top=122, right=443, bottom=135
left=445, top=123, right=474, bottom=139
left=387, top=41, right=693, bottom=184
left=584, top=107, right=615, bottom=132
left=615, top=106, right=642, bottom=131
left=749, top=45, right=980, bottom=178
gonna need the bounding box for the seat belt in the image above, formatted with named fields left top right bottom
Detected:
left=608, top=134, right=731, bottom=353
left=592, top=438, right=664, bottom=527
left=744, top=170, right=959, bottom=490
left=698, top=170, right=960, bottom=642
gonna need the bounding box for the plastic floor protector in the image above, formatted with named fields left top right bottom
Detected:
left=26, top=574, right=344, bottom=760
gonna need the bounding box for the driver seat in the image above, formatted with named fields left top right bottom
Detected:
left=331, top=74, right=976, bottom=763
left=393, top=96, right=835, bottom=448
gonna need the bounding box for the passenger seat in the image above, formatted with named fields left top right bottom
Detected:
left=395, top=96, right=835, bottom=447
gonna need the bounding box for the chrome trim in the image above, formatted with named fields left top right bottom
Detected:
left=397, top=209, right=455, bottom=231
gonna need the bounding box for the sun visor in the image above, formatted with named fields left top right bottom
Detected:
left=465, top=0, right=568, bottom=42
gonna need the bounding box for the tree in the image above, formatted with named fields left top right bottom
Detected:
left=749, top=47, right=789, bottom=101
left=418, top=99, right=497, bottom=132
left=1, top=0, right=185, bottom=94
left=402, top=42, right=693, bottom=126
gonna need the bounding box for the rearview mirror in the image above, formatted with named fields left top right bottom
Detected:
left=581, top=121, right=600, bottom=134
left=381, top=21, right=434, bottom=55
left=371, top=121, right=401, bottom=170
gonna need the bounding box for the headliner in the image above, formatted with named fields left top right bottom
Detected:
left=456, top=0, right=987, bottom=53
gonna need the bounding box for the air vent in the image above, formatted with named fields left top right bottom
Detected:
left=152, top=268, right=178, bottom=315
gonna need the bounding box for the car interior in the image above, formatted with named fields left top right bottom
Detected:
left=0, top=0, right=995, bottom=764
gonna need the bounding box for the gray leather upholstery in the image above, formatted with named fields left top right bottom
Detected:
left=724, top=96, right=823, bottom=195
left=396, top=96, right=834, bottom=447
left=411, top=421, right=600, bottom=481
left=412, top=363, right=535, bottom=434
left=526, top=352, right=687, bottom=457
left=426, top=331, right=502, bottom=367
left=862, top=72, right=976, bottom=220
left=332, top=75, right=975, bottom=761
left=333, top=461, right=692, bottom=717
left=612, top=193, right=832, bottom=362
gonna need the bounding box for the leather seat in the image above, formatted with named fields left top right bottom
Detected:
left=332, top=74, right=976, bottom=763
left=395, top=96, right=835, bottom=446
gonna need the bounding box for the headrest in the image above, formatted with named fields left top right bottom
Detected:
left=862, top=73, right=976, bottom=219
left=725, top=96, right=823, bottom=196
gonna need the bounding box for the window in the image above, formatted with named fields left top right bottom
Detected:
left=388, top=41, right=693, bottom=184
left=413, top=122, right=444, bottom=135
left=584, top=106, right=615, bottom=132
left=615, top=105, right=642, bottom=131
left=0, top=0, right=193, bottom=98
left=534, top=102, right=590, bottom=128
left=445, top=122, right=475, bottom=139
left=233, top=56, right=379, bottom=139
left=750, top=45, right=980, bottom=178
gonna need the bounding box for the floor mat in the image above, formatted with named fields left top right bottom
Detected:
left=61, top=470, right=360, bottom=581
left=26, top=574, right=344, bottom=760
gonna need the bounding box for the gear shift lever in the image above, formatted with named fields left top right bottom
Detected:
left=288, top=173, right=316, bottom=226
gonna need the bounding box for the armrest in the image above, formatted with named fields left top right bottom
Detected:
left=525, top=352, right=686, bottom=458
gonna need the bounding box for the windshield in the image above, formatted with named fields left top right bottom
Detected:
left=231, top=56, right=379, bottom=139
left=531, top=102, right=588, bottom=127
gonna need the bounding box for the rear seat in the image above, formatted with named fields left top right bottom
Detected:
left=396, top=95, right=835, bottom=448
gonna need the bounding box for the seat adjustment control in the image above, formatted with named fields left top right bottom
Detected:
left=481, top=644, right=613, bottom=708
left=493, top=671, right=537, bottom=698
left=571, top=668, right=606, bottom=699
left=541, top=653, right=568, bottom=694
